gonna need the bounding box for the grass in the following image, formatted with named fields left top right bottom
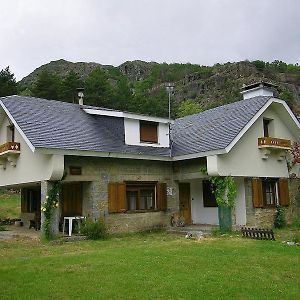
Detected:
left=0, top=193, right=21, bottom=220
left=0, top=232, right=299, bottom=299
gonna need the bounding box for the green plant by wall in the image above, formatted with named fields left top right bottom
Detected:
left=81, top=219, right=107, bottom=240
left=200, top=166, right=237, bottom=208
left=274, top=205, right=286, bottom=229
left=41, top=181, right=60, bottom=239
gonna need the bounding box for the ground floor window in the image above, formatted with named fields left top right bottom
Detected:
left=262, top=179, right=278, bottom=207
left=108, top=181, right=167, bottom=213
left=202, top=180, right=217, bottom=207
left=126, top=183, right=156, bottom=211
left=21, top=189, right=40, bottom=213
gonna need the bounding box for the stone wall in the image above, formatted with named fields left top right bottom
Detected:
left=64, top=156, right=178, bottom=233
left=244, top=178, right=300, bottom=228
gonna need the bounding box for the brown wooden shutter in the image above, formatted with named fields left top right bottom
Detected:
left=156, top=183, right=167, bottom=211
left=252, top=178, right=263, bottom=208
left=108, top=183, right=126, bottom=213
left=278, top=178, right=290, bottom=206
left=140, top=121, right=158, bottom=143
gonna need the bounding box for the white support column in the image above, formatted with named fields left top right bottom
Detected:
left=41, top=181, right=60, bottom=236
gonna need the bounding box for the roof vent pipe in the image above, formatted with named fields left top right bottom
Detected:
left=241, top=81, right=277, bottom=100
left=77, top=88, right=84, bottom=105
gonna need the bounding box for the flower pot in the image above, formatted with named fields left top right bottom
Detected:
left=218, top=206, right=232, bottom=233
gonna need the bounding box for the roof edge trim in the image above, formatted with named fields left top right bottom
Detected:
left=35, top=147, right=172, bottom=161
left=172, top=149, right=227, bottom=161
left=0, top=100, right=36, bottom=153
left=83, top=108, right=173, bottom=124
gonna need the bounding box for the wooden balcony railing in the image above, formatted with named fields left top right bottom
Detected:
left=258, top=137, right=291, bottom=150
left=0, top=142, right=21, bottom=156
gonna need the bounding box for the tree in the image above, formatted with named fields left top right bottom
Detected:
left=176, top=99, right=202, bottom=117
left=32, top=70, right=61, bottom=100
left=114, top=77, right=133, bottom=110
left=60, top=70, right=83, bottom=103
left=0, top=66, right=17, bottom=97
left=84, top=68, right=114, bottom=107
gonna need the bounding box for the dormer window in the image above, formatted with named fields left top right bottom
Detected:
left=140, top=121, right=158, bottom=143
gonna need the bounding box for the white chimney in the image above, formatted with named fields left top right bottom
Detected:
left=77, top=87, right=84, bottom=105
left=241, top=82, right=276, bottom=100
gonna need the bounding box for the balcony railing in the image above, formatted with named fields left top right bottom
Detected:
left=0, top=142, right=21, bottom=156
left=258, top=137, right=291, bottom=150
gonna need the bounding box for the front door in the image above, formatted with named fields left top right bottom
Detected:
left=61, top=183, right=83, bottom=217
left=179, top=183, right=191, bottom=225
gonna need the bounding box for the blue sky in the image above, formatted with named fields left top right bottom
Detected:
left=0, top=0, right=299, bottom=80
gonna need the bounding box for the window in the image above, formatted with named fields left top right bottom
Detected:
left=263, top=119, right=271, bottom=137
left=7, top=124, right=15, bottom=142
left=108, top=182, right=167, bottom=213
left=126, top=183, right=156, bottom=211
left=140, top=121, right=158, bottom=143
left=21, top=189, right=40, bottom=213
left=262, top=179, right=278, bottom=207
left=203, top=180, right=217, bottom=207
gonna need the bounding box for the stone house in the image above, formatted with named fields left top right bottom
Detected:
left=0, top=82, right=299, bottom=234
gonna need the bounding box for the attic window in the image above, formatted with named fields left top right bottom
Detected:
left=140, top=121, right=158, bottom=143
left=263, top=118, right=273, bottom=137
left=7, top=125, right=15, bottom=142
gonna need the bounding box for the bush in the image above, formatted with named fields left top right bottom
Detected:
left=274, top=205, right=286, bottom=228
left=81, top=219, right=107, bottom=240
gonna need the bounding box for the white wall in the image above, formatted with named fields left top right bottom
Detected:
left=190, top=178, right=247, bottom=226
left=190, top=179, right=218, bottom=225
left=0, top=112, right=64, bottom=187
left=124, top=118, right=170, bottom=147
left=210, top=104, right=299, bottom=178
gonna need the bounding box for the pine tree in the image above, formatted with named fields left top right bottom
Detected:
left=84, top=68, right=114, bottom=107
left=0, top=67, right=18, bottom=97
left=60, top=70, right=83, bottom=103
left=32, top=70, right=61, bottom=100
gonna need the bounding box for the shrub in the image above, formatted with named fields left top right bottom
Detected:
left=81, top=219, right=107, bottom=240
left=292, top=233, right=300, bottom=243
left=274, top=205, right=286, bottom=228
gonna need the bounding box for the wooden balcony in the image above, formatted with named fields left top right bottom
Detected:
left=258, top=137, right=291, bottom=150
left=0, top=142, right=21, bottom=156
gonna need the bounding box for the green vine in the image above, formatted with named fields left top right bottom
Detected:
left=41, top=181, right=60, bottom=239
left=200, top=166, right=237, bottom=208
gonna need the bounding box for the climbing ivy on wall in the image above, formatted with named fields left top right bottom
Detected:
left=200, top=166, right=237, bottom=208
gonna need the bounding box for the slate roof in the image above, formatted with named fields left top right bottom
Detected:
left=0, top=96, right=171, bottom=157
left=171, top=96, right=271, bottom=156
left=0, top=95, right=272, bottom=158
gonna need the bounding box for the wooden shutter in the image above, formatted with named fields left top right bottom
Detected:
left=108, top=183, right=126, bottom=213
left=156, top=183, right=167, bottom=211
left=140, top=121, right=158, bottom=143
left=252, top=178, right=263, bottom=208
left=278, top=178, right=290, bottom=206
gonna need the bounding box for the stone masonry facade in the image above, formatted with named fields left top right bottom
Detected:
left=244, top=178, right=300, bottom=228
left=64, top=156, right=178, bottom=233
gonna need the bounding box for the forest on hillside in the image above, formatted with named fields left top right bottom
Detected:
left=0, top=60, right=300, bottom=118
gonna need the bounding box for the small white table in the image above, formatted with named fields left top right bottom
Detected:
left=63, top=216, right=86, bottom=237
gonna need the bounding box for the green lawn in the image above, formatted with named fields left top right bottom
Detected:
left=0, top=232, right=299, bottom=299
left=0, top=193, right=20, bottom=220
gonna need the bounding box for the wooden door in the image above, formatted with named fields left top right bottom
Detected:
left=62, top=183, right=83, bottom=217
left=179, top=183, right=191, bottom=224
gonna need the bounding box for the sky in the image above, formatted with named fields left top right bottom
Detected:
left=0, top=0, right=299, bottom=80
